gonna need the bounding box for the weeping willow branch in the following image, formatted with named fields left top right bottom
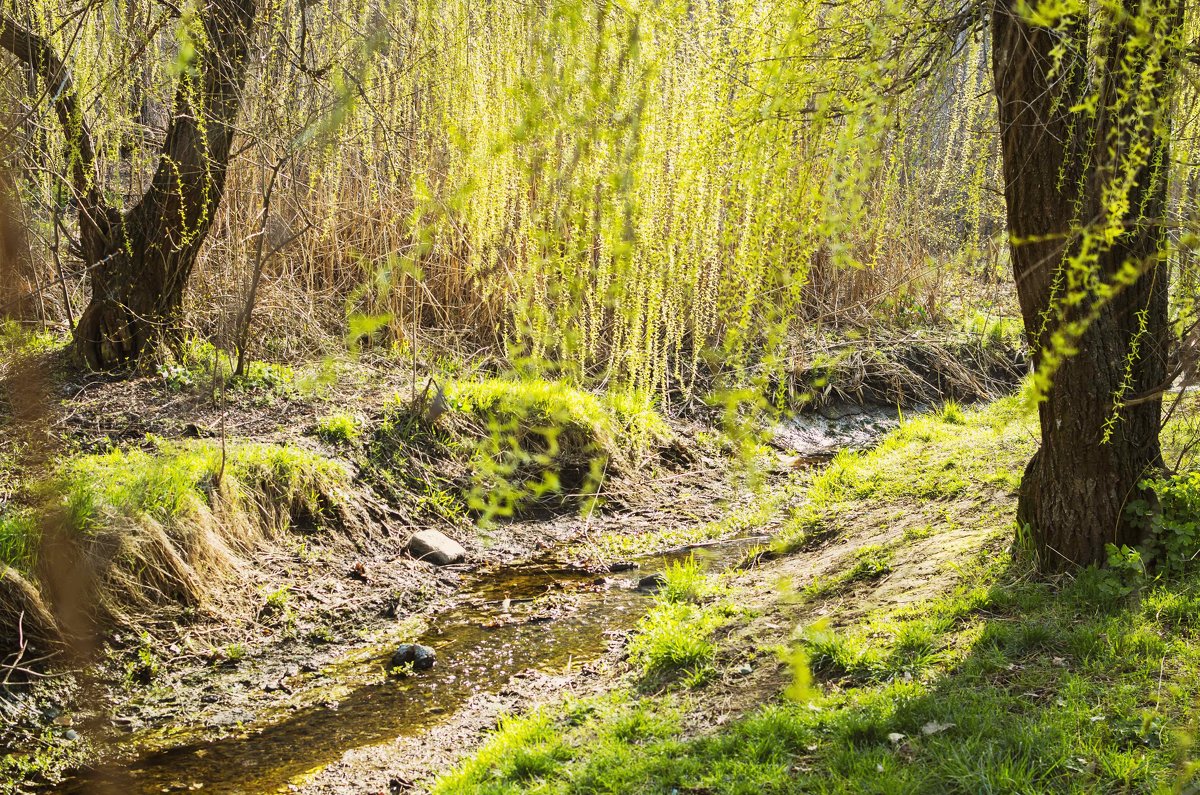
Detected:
left=0, top=12, right=108, bottom=241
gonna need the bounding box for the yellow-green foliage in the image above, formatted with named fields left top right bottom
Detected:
left=780, top=396, right=1035, bottom=550
left=627, top=560, right=732, bottom=679
left=448, top=378, right=669, bottom=456
left=0, top=438, right=347, bottom=630
left=10, top=0, right=1004, bottom=399
left=444, top=378, right=670, bottom=518
left=0, top=321, right=65, bottom=357
left=52, top=440, right=344, bottom=617
left=315, top=412, right=362, bottom=445
left=60, top=440, right=345, bottom=535
left=0, top=510, right=39, bottom=574
left=166, top=338, right=295, bottom=393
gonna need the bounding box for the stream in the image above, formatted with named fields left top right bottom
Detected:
left=64, top=537, right=765, bottom=794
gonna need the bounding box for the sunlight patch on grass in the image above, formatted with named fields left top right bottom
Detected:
left=776, top=395, right=1035, bottom=552
left=434, top=548, right=1200, bottom=794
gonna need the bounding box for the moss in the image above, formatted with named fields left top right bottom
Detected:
left=441, top=377, right=670, bottom=518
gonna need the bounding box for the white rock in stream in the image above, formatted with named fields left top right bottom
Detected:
left=406, top=529, right=466, bottom=566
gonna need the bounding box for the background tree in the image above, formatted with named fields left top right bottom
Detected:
left=0, top=0, right=257, bottom=369
left=992, top=0, right=1183, bottom=569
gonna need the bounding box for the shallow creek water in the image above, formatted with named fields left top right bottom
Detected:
left=67, top=538, right=765, bottom=794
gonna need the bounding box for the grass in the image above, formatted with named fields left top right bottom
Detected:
left=579, top=477, right=802, bottom=560
left=0, top=510, right=39, bottom=574
left=800, top=543, right=895, bottom=600
left=59, top=439, right=345, bottom=534
left=0, top=438, right=348, bottom=637
left=160, top=337, right=297, bottom=395
left=431, top=398, right=1200, bottom=794
left=446, top=378, right=670, bottom=457
left=0, top=321, right=66, bottom=357
left=315, top=412, right=362, bottom=445
left=626, top=557, right=733, bottom=682
left=777, top=394, right=1035, bottom=552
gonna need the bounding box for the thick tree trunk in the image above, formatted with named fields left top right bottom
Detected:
left=1, top=0, right=257, bottom=369
left=992, top=1, right=1176, bottom=570
left=74, top=0, right=256, bottom=369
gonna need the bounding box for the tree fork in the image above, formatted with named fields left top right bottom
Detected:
left=1, top=0, right=258, bottom=370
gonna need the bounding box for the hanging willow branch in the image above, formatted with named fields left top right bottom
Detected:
left=0, top=13, right=110, bottom=249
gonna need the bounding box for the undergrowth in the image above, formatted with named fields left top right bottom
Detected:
left=777, top=394, right=1036, bottom=552
left=0, top=439, right=347, bottom=632
left=433, top=398, right=1200, bottom=794
left=627, top=556, right=733, bottom=683
left=443, top=378, right=670, bottom=519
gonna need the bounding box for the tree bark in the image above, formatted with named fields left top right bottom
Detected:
left=0, top=0, right=257, bottom=369
left=992, top=0, right=1177, bottom=570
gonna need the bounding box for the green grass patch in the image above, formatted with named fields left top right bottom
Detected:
left=433, top=395, right=1200, bottom=794
left=0, top=509, right=39, bottom=573
left=159, top=337, right=296, bottom=394
left=59, top=439, right=345, bottom=534
left=446, top=378, right=670, bottom=456
left=443, top=378, right=670, bottom=519
left=314, top=412, right=362, bottom=445
left=778, top=395, right=1035, bottom=552
left=0, top=320, right=66, bottom=356
left=0, top=439, right=348, bottom=622
left=434, top=549, right=1200, bottom=794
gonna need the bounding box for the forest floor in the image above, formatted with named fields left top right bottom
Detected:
left=10, top=324, right=1199, bottom=793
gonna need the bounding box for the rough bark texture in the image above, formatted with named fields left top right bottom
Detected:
left=992, top=1, right=1176, bottom=570
left=0, top=0, right=257, bottom=369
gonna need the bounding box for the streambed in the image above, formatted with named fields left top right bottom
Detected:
left=65, top=538, right=765, bottom=794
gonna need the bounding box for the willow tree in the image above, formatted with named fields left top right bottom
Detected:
left=992, top=0, right=1183, bottom=569
left=0, top=0, right=257, bottom=369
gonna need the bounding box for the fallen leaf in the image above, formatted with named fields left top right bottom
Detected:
left=921, top=721, right=954, bottom=736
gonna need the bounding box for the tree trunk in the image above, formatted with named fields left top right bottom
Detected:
left=1, top=0, right=257, bottom=369
left=992, top=0, right=1177, bottom=570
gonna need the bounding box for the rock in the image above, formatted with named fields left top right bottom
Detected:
left=636, top=573, right=667, bottom=592
left=389, top=643, right=437, bottom=673
left=62, top=729, right=79, bottom=742
left=209, top=708, right=253, bottom=728
left=406, top=530, right=466, bottom=566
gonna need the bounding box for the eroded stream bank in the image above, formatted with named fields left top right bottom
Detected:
left=64, top=536, right=767, bottom=794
